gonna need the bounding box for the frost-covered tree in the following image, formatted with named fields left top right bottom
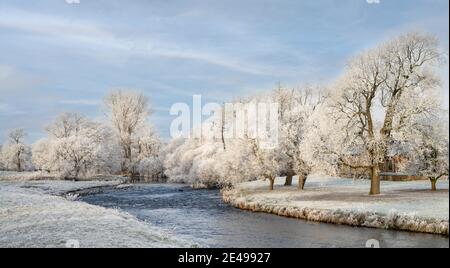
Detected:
left=1, top=129, right=32, bottom=172
left=416, top=126, right=448, bottom=191
left=325, top=32, right=445, bottom=195
left=247, top=137, right=282, bottom=190
left=164, top=102, right=262, bottom=188
left=403, top=116, right=449, bottom=191
left=164, top=118, right=228, bottom=188
left=270, top=85, right=296, bottom=185
left=163, top=32, right=446, bottom=193
left=134, top=127, right=165, bottom=181
left=301, top=101, right=346, bottom=178
left=53, top=135, right=98, bottom=178
left=0, top=144, right=4, bottom=170
left=33, top=113, right=121, bottom=179
left=104, top=90, right=150, bottom=175
left=164, top=138, right=190, bottom=183
left=32, top=138, right=54, bottom=173
left=165, top=90, right=283, bottom=190
left=275, top=85, right=327, bottom=189
left=164, top=86, right=326, bottom=190
left=45, top=112, right=87, bottom=138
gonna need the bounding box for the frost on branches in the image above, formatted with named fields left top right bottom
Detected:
left=32, top=112, right=122, bottom=179
left=2, top=91, right=166, bottom=181
left=163, top=32, right=448, bottom=194
left=1, top=32, right=448, bottom=195
left=103, top=91, right=165, bottom=181
left=402, top=117, right=449, bottom=191
left=163, top=85, right=326, bottom=190
left=306, top=32, right=447, bottom=195
left=0, top=129, right=32, bottom=172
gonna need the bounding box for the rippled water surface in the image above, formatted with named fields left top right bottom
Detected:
left=80, top=184, right=449, bottom=248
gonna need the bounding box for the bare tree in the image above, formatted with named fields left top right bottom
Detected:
left=104, top=90, right=150, bottom=175
left=7, top=129, right=26, bottom=144
left=248, top=137, right=281, bottom=191
left=277, top=85, right=327, bottom=189
left=34, top=117, right=121, bottom=179
left=3, top=128, right=30, bottom=172
left=330, top=32, right=445, bottom=195
left=45, top=112, right=87, bottom=138
left=406, top=117, right=449, bottom=191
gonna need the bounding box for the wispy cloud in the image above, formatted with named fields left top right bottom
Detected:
left=0, top=64, right=45, bottom=94
left=0, top=103, right=26, bottom=116
left=0, top=0, right=448, bottom=143
left=0, top=9, right=279, bottom=76
left=0, top=9, right=114, bottom=45
left=59, top=99, right=101, bottom=106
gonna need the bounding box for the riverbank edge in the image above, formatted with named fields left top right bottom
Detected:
left=221, top=189, right=449, bottom=236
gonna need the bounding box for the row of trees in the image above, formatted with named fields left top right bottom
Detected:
left=164, top=86, right=325, bottom=190
left=0, top=91, right=164, bottom=180
left=163, top=32, right=449, bottom=194
left=1, top=31, right=448, bottom=194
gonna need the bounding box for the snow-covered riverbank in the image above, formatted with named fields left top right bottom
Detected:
left=0, top=178, right=192, bottom=248
left=222, top=176, right=449, bottom=235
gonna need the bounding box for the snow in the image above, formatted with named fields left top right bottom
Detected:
left=10, top=179, right=124, bottom=196
left=223, top=175, right=449, bottom=235
left=0, top=180, right=193, bottom=248
left=0, top=171, right=128, bottom=183
left=0, top=171, right=59, bottom=181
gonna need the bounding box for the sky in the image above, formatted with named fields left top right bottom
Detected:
left=0, top=0, right=448, bottom=143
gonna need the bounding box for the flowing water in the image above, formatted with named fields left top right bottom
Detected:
left=80, top=183, right=449, bottom=248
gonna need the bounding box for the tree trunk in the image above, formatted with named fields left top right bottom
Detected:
left=430, top=179, right=437, bottom=191
left=284, top=171, right=294, bottom=186
left=221, top=107, right=226, bottom=150
left=17, top=151, right=22, bottom=172
left=74, top=167, right=80, bottom=179
left=269, top=178, right=275, bottom=191
left=122, top=144, right=132, bottom=175
left=369, top=165, right=380, bottom=195
left=298, top=174, right=307, bottom=190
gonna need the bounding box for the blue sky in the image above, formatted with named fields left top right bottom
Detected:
left=0, top=0, right=448, bottom=143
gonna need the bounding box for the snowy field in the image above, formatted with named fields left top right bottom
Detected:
left=223, top=176, right=449, bottom=235
left=0, top=176, right=192, bottom=248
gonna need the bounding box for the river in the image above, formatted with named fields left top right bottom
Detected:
left=80, top=183, right=449, bottom=248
